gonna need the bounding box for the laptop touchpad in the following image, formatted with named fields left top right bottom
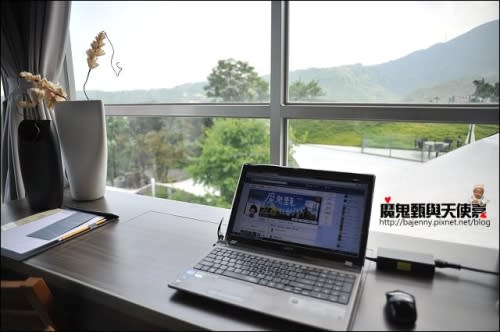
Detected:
left=207, top=279, right=254, bottom=302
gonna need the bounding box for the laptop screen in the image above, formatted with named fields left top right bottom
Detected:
left=227, top=164, right=375, bottom=262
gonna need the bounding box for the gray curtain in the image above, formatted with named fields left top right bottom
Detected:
left=1, top=1, right=71, bottom=202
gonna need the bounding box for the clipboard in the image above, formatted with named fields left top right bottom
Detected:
left=1, top=207, right=118, bottom=261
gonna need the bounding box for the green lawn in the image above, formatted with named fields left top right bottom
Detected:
left=290, top=121, right=499, bottom=151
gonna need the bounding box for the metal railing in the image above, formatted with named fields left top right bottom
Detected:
left=361, top=135, right=455, bottom=162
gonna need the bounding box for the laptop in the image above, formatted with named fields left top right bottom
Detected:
left=168, top=164, right=375, bottom=330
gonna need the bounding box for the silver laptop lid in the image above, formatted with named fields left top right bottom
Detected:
left=225, top=164, right=375, bottom=267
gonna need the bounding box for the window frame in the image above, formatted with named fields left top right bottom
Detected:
left=64, top=1, right=499, bottom=167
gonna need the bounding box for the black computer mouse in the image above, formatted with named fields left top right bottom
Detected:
left=385, top=290, right=417, bottom=326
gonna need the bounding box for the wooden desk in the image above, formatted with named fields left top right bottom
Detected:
left=2, top=191, right=499, bottom=330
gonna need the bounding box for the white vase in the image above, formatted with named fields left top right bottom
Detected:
left=54, top=100, right=107, bottom=201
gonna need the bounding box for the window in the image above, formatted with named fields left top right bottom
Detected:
left=282, top=1, right=498, bottom=247
left=67, top=1, right=499, bottom=248
left=288, top=1, right=499, bottom=104
left=106, top=116, right=270, bottom=208
left=69, top=1, right=270, bottom=103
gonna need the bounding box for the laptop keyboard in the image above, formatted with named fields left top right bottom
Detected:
left=193, top=247, right=356, bottom=305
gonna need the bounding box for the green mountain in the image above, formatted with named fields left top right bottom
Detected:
left=287, top=64, right=401, bottom=102
left=78, top=20, right=499, bottom=104
left=288, top=19, right=499, bottom=102
left=77, top=82, right=208, bottom=103
left=403, top=73, right=499, bottom=103
left=374, top=19, right=499, bottom=97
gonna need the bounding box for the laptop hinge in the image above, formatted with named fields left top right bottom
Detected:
left=345, top=261, right=353, bottom=267
left=213, top=239, right=229, bottom=246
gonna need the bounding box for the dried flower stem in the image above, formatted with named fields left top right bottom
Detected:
left=83, top=68, right=92, bottom=100
left=104, top=32, right=122, bottom=77
left=83, top=31, right=122, bottom=100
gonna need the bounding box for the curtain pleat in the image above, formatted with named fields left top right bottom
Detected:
left=1, top=0, right=72, bottom=202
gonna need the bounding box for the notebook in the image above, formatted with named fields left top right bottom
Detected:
left=168, top=164, right=375, bottom=330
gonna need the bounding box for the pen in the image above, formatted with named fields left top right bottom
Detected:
left=58, top=225, right=89, bottom=241
left=92, top=218, right=107, bottom=228
left=58, top=218, right=108, bottom=242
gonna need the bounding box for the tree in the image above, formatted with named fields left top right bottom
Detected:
left=194, top=59, right=271, bottom=207
left=106, top=114, right=202, bottom=190
left=204, top=59, right=268, bottom=102
left=188, top=119, right=269, bottom=207
left=143, top=131, right=184, bottom=182
left=140, top=118, right=194, bottom=182
left=472, top=78, right=498, bottom=101
left=107, top=116, right=131, bottom=184
left=289, top=79, right=324, bottom=101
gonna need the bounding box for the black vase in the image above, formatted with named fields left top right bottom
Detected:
left=18, top=120, right=64, bottom=210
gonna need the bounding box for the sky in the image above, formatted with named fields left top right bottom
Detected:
left=69, top=1, right=499, bottom=91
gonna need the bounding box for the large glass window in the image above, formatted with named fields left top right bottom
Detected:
left=107, top=116, right=270, bottom=208
left=288, top=1, right=499, bottom=103
left=69, top=1, right=270, bottom=103
left=66, top=2, right=498, bottom=248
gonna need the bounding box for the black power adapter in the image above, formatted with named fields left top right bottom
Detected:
left=375, top=247, right=435, bottom=278
left=366, top=247, right=498, bottom=277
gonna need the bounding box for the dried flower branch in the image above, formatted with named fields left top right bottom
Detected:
left=17, top=71, right=67, bottom=111
left=83, top=31, right=122, bottom=100
left=86, top=31, right=106, bottom=69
